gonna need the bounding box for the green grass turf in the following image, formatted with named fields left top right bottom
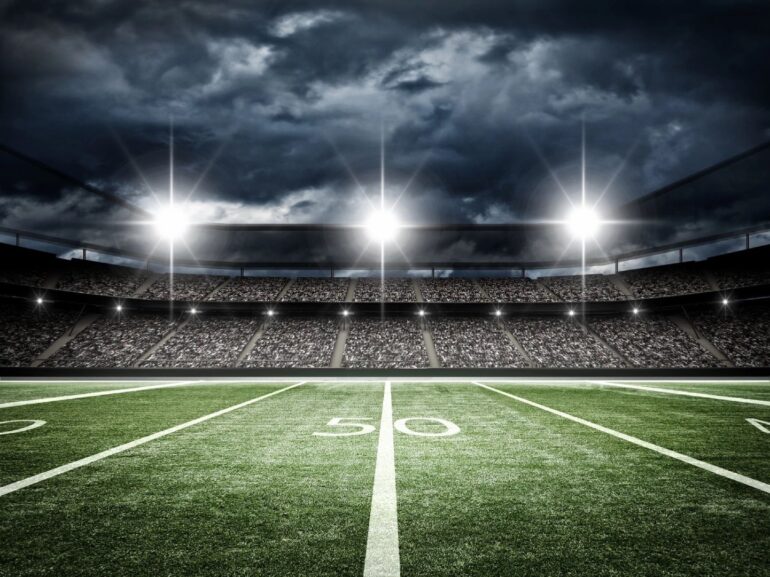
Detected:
left=397, top=382, right=770, bottom=576
left=1, top=380, right=769, bottom=577
left=497, top=382, right=770, bottom=480
left=0, top=380, right=184, bottom=403
left=0, top=382, right=285, bottom=485
left=0, top=381, right=379, bottom=577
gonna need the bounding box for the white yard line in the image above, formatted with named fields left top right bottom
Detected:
left=590, top=380, right=770, bottom=407
left=0, top=380, right=202, bottom=409
left=474, top=382, right=770, bottom=495
left=363, top=381, right=400, bottom=577
left=0, top=381, right=306, bottom=498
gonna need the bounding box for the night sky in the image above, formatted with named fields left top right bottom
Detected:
left=1, top=0, right=769, bottom=265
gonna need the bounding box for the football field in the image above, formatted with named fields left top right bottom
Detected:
left=1, top=378, right=768, bottom=577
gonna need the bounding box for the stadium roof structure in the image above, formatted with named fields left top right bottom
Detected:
left=1, top=140, right=769, bottom=273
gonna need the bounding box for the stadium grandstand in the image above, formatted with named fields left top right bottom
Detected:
left=1, top=139, right=770, bottom=373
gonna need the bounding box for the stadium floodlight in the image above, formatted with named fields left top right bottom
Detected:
left=632, top=307, right=640, bottom=315
left=153, top=204, right=189, bottom=241
left=567, top=309, right=576, bottom=317
left=341, top=310, right=350, bottom=317
left=494, top=309, right=502, bottom=317
left=722, top=298, right=729, bottom=306
left=417, top=309, right=426, bottom=317
left=365, top=209, right=399, bottom=243
left=189, top=307, right=198, bottom=315
left=566, top=205, right=601, bottom=240
left=266, top=309, right=275, bottom=317
left=116, top=304, right=123, bottom=312
left=35, top=297, right=43, bottom=305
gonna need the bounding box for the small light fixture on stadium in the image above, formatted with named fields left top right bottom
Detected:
left=632, top=307, right=640, bottom=315
left=567, top=309, right=576, bottom=317
left=35, top=297, right=44, bottom=305
left=566, top=205, right=601, bottom=240
left=266, top=309, right=275, bottom=317
left=153, top=204, right=189, bottom=241
left=116, top=304, right=123, bottom=313
left=189, top=307, right=198, bottom=315
left=494, top=309, right=502, bottom=317
left=721, top=297, right=729, bottom=306
left=417, top=309, right=426, bottom=317
left=365, top=209, right=399, bottom=243
left=341, top=309, right=350, bottom=317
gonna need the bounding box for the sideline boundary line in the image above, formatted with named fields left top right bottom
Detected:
left=0, top=381, right=306, bottom=498
left=590, top=380, right=770, bottom=406
left=473, top=382, right=770, bottom=495
left=363, top=381, right=400, bottom=577
left=0, top=380, right=202, bottom=409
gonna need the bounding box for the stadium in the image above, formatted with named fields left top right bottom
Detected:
left=1, top=2, right=768, bottom=576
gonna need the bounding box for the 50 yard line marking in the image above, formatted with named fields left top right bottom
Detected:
left=0, top=381, right=306, bottom=498
left=363, top=381, right=400, bottom=577
left=473, top=382, right=770, bottom=495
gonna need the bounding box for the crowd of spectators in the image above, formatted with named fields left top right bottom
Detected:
left=342, top=318, right=429, bottom=368
left=694, top=309, right=770, bottom=367
left=56, top=266, right=150, bottom=297
left=477, top=278, right=558, bottom=303
left=711, top=266, right=770, bottom=291
left=420, top=279, right=484, bottom=302
left=244, top=318, right=338, bottom=367
left=0, top=263, right=53, bottom=288
left=590, top=315, right=720, bottom=368
left=507, top=317, right=623, bottom=368
left=143, top=273, right=225, bottom=301
left=623, top=265, right=712, bottom=299
left=354, top=279, right=416, bottom=302
left=0, top=302, right=77, bottom=367
left=209, top=277, right=287, bottom=302
left=542, top=274, right=627, bottom=302
left=280, top=279, right=350, bottom=302
left=141, top=317, right=260, bottom=368
left=430, top=318, right=525, bottom=367
left=46, top=314, right=174, bottom=368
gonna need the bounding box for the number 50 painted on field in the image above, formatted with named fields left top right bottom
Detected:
left=313, top=417, right=460, bottom=437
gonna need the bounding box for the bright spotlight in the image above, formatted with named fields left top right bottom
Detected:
left=116, top=304, right=123, bottom=312
left=566, top=205, right=601, bottom=239
left=365, top=209, right=399, bottom=243
left=267, top=309, right=275, bottom=317
left=567, top=309, right=576, bottom=317
left=722, top=298, right=729, bottom=306
left=632, top=307, right=639, bottom=315
left=494, top=309, right=502, bottom=317
left=189, top=307, right=198, bottom=315
left=153, top=204, right=189, bottom=241
left=417, top=309, right=426, bottom=317
left=341, top=310, right=350, bottom=317
left=35, top=297, right=43, bottom=305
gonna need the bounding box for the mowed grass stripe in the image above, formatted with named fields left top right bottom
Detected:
left=0, top=380, right=183, bottom=404
left=590, top=380, right=770, bottom=406
left=474, top=382, right=770, bottom=494
left=0, top=382, right=304, bottom=495
left=609, top=380, right=770, bottom=402
left=0, top=380, right=201, bottom=408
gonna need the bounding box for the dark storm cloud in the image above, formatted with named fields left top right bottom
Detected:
left=0, top=0, right=769, bottom=264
